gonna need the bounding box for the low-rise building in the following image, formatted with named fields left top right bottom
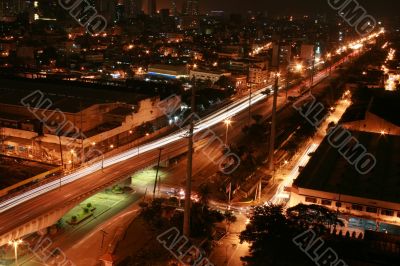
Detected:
left=248, top=65, right=268, bottom=84
left=190, top=69, right=231, bottom=84
left=0, top=79, right=181, bottom=165
left=290, top=131, right=400, bottom=225
left=341, top=89, right=400, bottom=136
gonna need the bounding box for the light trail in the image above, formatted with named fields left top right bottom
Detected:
left=0, top=43, right=363, bottom=213
left=270, top=143, right=318, bottom=205
left=0, top=85, right=272, bottom=213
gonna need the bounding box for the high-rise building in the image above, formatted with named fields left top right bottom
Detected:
left=147, top=0, right=156, bottom=16
left=0, top=0, right=26, bottom=17
left=170, top=0, right=177, bottom=16
left=124, top=0, right=142, bottom=18
left=95, top=0, right=117, bottom=22
left=183, top=0, right=199, bottom=16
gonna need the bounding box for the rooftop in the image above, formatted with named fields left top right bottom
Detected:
left=341, top=88, right=400, bottom=126
left=294, top=131, right=400, bottom=204
left=0, top=77, right=148, bottom=113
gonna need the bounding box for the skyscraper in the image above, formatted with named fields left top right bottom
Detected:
left=95, top=0, right=117, bottom=22
left=124, top=0, right=142, bottom=18
left=183, top=0, right=199, bottom=16
left=147, top=0, right=156, bottom=16
left=170, top=0, right=177, bottom=16
left=0, top=0, right=26, bottom=17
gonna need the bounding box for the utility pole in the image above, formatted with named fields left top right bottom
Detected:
left=153, top=148, right=163, bottom=200
left=183, top=82, right=196, bottom=237
left=310, top=44, right=317, bottom=93
left=264, top=38, right=281, bottom=202
left=248, top=86, right=252, bottom=125
left=266, top=73, right=279, bottom=189
left=0, top=127, right=4, bottom=163
left=80, top=100, right=84, bottom=164
left=58, top=135, right=64, bottom=169
left=286, top=70, right=290, bottom=102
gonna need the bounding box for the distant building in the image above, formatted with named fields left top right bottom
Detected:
left=179, top=15, right=199, bottom=30
left=95, top=0, right=117, bottom=22
left=190, top=69, right=231, bottom=84
left=0, top=80, right=181, bottom=164
left=159, top=8, right=170, bottom=19
left=280, top=45, right=292, bottom=65
left=272, top=43, right=280, bottom=67
left=248, top=65, right=268, bottom=84
left=0, top=0, right=25, bottom=17
left=300, top=44, right=315, bottom=61
left=183, top=0, right=199, bottom=16
left=146, top=0, right=156, bottom=16
left=217, top=46, right=243, bottom=60
left=170, top=0, right=177, bottom=16
left=341, top=89, right=400, bottom=136
left=228, top=59, right=268, bottom=73
left=231, top=75, right=248, bottom=91
left=123, top=0, right=142, bottom=18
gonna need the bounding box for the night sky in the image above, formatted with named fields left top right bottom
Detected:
left=157, top=0, right=400, bottom=17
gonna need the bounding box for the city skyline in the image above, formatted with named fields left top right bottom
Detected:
left=0, top=0, right=399, bottom=265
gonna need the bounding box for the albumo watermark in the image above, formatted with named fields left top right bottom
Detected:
left=157, top=95, right=241, bottom=175
left=20, top=90, right=103, bottom=165
left=157, top=227, right=214, bottom=266
left=328, top=0, right=376, bottom=36
left=293, top=94, right=376, bottom=175
left=58, top=0, right=107, bottom=35
left=293, top=229, right=348, bottom=266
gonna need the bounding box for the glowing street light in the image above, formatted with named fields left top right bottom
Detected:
left=70, top=150, right=75, bottom=169
left=8, top=239, right=23, bottom=266
left=295, top=63, right=303, bottom=72
left=224, top=119, right=232, bottom=145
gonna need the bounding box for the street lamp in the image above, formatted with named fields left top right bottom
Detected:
left=224, top=119, right=232, bottom=146
left=70, top=149, right=75, bottom=169
left=8, top=239, right=23, bottom=266
left=295, top=63, right=303, bottom=73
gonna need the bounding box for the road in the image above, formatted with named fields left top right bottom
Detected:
left=0, top=42, right=369, bottom=244
left=0, top=45, right=373, bottom=266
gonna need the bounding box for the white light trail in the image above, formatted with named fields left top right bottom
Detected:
left=0, top=48, right=350, bottom=213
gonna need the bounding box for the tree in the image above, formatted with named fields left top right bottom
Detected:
left=240, top=203, right=338, bottom=265
left=224, top=210, right=237, bottom=232
left=215, top=76, right=235, bottom=92
left=240, top=204, right=298, bottom=265
left=189, top=203, right=224, bottom=238
left=286, top=204, right=344, bottom=234
left=198, top=184, right=211, bottom=207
